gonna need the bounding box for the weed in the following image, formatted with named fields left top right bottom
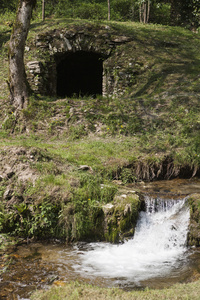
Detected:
left=68, top=124, right=87, bottom=140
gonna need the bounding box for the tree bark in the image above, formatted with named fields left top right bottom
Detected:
left=147, top=0, right=150, bottom=23
left=42, top=0, right=45, bottom=21
left=108, top=0, right=110, bottom=21
left=139, top=4, right=142, bottom=23
left=139, top=1, right=150, bottom=24
left=8, top=0, right=36, bottom=110
left=143, top=3, right=146, bottom=23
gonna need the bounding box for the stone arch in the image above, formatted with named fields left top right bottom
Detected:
left=26, top=26, right=131, bottom=98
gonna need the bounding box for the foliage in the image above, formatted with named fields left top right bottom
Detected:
left=67, top=173, right=117, bottom=240
left=0, top=170, right=118, bottom=241
left=72, top=2, right=107, bottom=20
left=120, top=168, right=136, bottom=184
left=0, top=201, right=63, bottom=238
left=2, top=0, right=200, bottom=27
left=170, top=0, right=200, bottom=27
left=0, top=0, right=17, bottom=14
left=150, top=2, right=171, bottom=25
left=1, top=113, right=16, bottom=131
left=111, top=0, right=136, bottom=21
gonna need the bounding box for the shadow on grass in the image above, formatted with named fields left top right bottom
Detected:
left=133, top=62, right=200, bottom=98
left=0, top=29, right=11, bottom=48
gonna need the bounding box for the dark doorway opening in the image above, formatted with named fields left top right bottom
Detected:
left=56, top=51, right=104, bottom=98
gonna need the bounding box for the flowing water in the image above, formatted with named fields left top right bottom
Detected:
left=1, top=179, right=200, bottom=299
left=74, top=196, right=190, bottom=285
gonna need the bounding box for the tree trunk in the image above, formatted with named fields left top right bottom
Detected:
left=108, top=0, right=110, bottom=21
left=139, top=4, right=142, bottom=23
left=8, top=0, right=36, bottom=110
left=143, top=3, right=146, bottom=23
left=42, top=0, right=45, bottom=21
left=147, top=0, right=150, bottom=23
left=139, top=1, right=150, bottom=24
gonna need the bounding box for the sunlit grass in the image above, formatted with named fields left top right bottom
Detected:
left=31, top=279, right=200, bottom=300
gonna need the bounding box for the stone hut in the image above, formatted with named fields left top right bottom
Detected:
left=25, top=23, right=133, bottom=98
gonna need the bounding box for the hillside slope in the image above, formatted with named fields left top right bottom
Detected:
left=1, top=18, right=200, bottom=300
left=0, top=19, right=200, bottom=240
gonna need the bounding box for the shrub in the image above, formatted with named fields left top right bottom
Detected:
left=74, top=3, right=107, bottom=20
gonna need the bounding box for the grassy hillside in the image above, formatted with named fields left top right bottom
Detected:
left=0, top=16, right=200, bottom=231
left=1, top=17, right=200, bottom=300
left=0, top=18, right=200, bottom=234
left=1, top=19, right=200, bottom=171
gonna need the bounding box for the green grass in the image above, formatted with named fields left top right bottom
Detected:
left=0, top=19, right=200, bottom=185
left=31, top=280, right=200, bottom=300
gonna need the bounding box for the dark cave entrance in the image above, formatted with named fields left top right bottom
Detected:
left=56, top=51, right=104, bottom=98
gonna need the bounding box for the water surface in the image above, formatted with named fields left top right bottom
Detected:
left=1, top=179, right=200, bottom=299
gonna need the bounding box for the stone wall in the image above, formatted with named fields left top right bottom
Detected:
left=25, top=24, right=134, bottom=98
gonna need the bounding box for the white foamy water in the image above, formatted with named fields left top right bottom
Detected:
left=74, top=196, right=190, bottom=283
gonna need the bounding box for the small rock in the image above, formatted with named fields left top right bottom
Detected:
left=78, top=165, right=92, bottom=171
left=121, top=194, right=127, bottom=198
left=129, top=190, right=136, bottom=194
left=102, top=203, right=114, bottom=210
left=112, top=180, right=123, bottom=185
left=3, top=188, right=13, bottom=200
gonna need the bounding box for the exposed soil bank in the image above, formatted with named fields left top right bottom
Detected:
left=118, top=155, right=200, bottom=182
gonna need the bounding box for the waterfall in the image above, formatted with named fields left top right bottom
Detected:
left=74, top=196, right=190, bottom=283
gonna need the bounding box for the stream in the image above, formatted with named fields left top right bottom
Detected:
left=1, top=179, right=200, bottom=299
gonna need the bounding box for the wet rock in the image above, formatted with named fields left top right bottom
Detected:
left=188, top=194, right=200, bottom=247
left=103, top=193, right=141, bottom=243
